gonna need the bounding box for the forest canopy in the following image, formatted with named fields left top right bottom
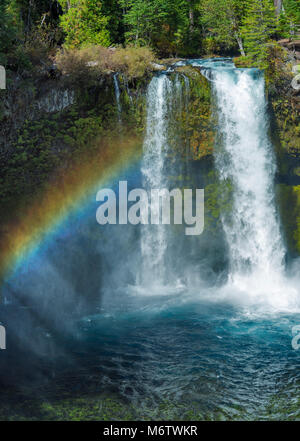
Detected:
left=0, top=0, right=299, bottom=70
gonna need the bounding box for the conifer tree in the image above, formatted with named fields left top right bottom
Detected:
left=281, top=0, right=300, bottom=38
left=0, top=0, right=22, bottom=65
left=119, top=0, right=186, bottom=48
left=59, top=0, right=111, bottom=48
left=200, top=0, right=247, bottom=55
left=241, top=0, right=278, bottom=65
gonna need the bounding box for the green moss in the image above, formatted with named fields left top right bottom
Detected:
left=0, top=389, right=299, bottom=421
left=0, top=79, right=147, bottom=216
left=204, top=171, right=233, bottom=233
left=169, top=68, right=214, bottom=161
left=278, top=184, right=300, bottom=255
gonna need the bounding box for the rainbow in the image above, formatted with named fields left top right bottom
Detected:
left=0, top=133, right=143, bottom=282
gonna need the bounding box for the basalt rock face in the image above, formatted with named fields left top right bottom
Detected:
left=0, top=65, right=214, bottom=211
left=172, top=66, right=214, bottom=161
left=0, top=71, right=149, bottom=213
left=0, top=77, right=75, bottom=155
left=265, top=48, right=300, bottom=256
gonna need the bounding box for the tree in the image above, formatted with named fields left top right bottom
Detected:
left=0, top=0, right=22, bottom=65
left=119, top=0, right=170, bottom=45
left=187, top=0, right=195, bottom=32
left=241, top=0, right=278, bottom=65
left=283, top=0, right=300, bottom=23
left=281, top=0, right=300, bottom=37
left=119, top=0, right=193, bottom=55
left=101, top=0, right=124, bottom=45
left=200, top=0, right=247, bottom=55
left=11, top=0, right=61, bottom=35
left=58, top=0, right=111, bottom=48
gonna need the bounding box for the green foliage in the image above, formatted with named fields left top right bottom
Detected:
left=112, top=45, right=155, bottom=78
left=0, top=0, right=21, bottom=66
left=199, top=0, right=247, bottom=55
left=121, top=0, right=170, bottom=45
left=101, top=0, right=125, bottom=44
left=13, top=0, right=61, bottom=33
left=119, top=0, right=196, bottom=55
left=0, top=0, right=62, bottom=70
left=1, top=0, right=297, bottom=62
left=283, top=0, right=300, bottom=30
left=58, top=0, right=111, bottom=48
left=277, top=0, right=300, bottom=39
left=241, top=0, right=278, bottom=67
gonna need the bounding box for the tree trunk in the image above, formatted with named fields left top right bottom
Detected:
left=135, top=17, right=139, bottom=46
left=26, top=0, right=34, bottom=34
left=188, top=0, right=194, bottom=32
left=274, top=0, right=282, bottom=18
left=235, top=33, right=245, bottom=56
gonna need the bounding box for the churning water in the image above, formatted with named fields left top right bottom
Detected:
left=113, top=73, right=122, bottom=125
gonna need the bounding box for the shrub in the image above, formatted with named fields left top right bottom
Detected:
left=56, top=45, right=155, bottom=82
left=56, top=46, right=110, bottom=84
left=111, top=46, right=155, bottom=79
left=24, top=25, right=63, bottom=67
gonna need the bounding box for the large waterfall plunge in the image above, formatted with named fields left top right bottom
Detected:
left=208, top=64, right=298, bottom=310
left=215, top=70, right=284, bottom=273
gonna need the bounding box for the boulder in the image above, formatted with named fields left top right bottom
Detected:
left=150, top=62, right=166, bottom=71
left=277, top=38, right=291, bottom=46
left=86, top=61, right=99, bottom=67
left=287, top=40, right=300, bottom=50
left=291, top=74, right=300, bottom=91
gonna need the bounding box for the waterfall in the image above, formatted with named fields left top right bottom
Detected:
left=136, top=62, right=298, bottom=308
left=113, top=73, right=122, bottom=124
left=174, top=74, right=183, bottom=110
left=183, top=74, right=190, bottom=113
left=139, top=75, right=172, bottom=288
left=214, top=68, right=284, bottom=273
left=210, top=65, right=297, bottom=307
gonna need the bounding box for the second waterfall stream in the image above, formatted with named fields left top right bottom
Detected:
left=138, top=59, right=300, bottom=311
left=209, top=61, right=298, bottom=310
